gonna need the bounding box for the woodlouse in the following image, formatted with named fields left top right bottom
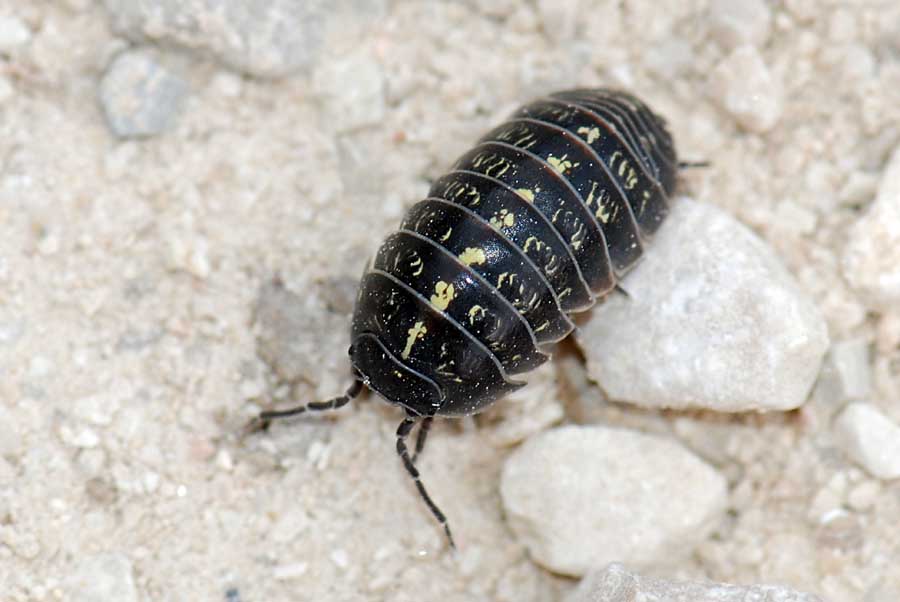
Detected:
left=256, top=88, right=679, bottom=547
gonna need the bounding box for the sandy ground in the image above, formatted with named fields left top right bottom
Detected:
left=2, top=1, right=900, bottom=600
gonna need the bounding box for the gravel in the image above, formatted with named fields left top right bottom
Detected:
left=566, top=564, right=824, bottom=602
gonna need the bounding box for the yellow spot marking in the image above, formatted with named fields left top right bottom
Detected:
left=468, top=305, right=485, bottom=324
left=410, top=257, right=424, bottom=276
left=523, top=236, right=544, bottom=253
left=430, top=281, right=456, bottom=310
left=458, top=247, right=486, bottom=266
left=497, top=272, right=517, bottom=288
left=439, top=227, right=453, bottom=242
left=570, top=222, right=586, bottom=249
left=596, top=200, right=611, bottom=224
left=545, top=255, right=560, bottom=274
left=401, top=321, right=427, bottom=360
left=577, top=126, right=601, bottom=144
left=585, top=181, right=599, bottom=208
left=516, top=188, right=536, bottom=202
left=474, top=153, right=512, bottom=178
left=547, top=154, right=578, bottom=174
left=490, top=208, right=515, bottom=229
left=533, top=321, right=550, bottom=333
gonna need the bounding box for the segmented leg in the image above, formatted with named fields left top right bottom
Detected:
left=412, top=416, right=433, bottom=464
left=248, top=379, right=364, bottom=432
left=396, top=414, right=455, bottom=548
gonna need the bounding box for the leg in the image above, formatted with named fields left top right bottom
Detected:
left=678, top=160, right=711, bottom=169
left=614, top=283, right=631, bottom=299
left=247, top=379, right=364, bottom=433
left=396, top=415, right=455, bottom=548
left=411, top=416, right=433, bottom=464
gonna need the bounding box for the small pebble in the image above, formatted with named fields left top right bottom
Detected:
left=567, top=563, right=824, bottom=602
left=0, top=316, right=25, bottom=345
left=843, top=145, right=900, bottom=310
left=272, top=562, right=309, bottom=580
left=99, top=48, right=188, bottom=139
left=833, top=402, right=900, bottom=479
left=707, top=0, right=771, bottom=48
left=312, top=49, right=386, bottom=133
left=576, top=198, right=829, bottom=412
left=827, top=338, right=872, bottom=401
left=66, top=553, right=138, bottom=602
left=330, top=548, right=350, bottom=569
left=500, top=425, right=727, bottom=576
left=707, top=45, right=783, bottom=133
left=0, top=16, right=31, bottom=51
left=846, top=479, right=881, bottom=511
left=0, top=75, right=14, bottom=103
left=59, top=424, right=100, bottom=449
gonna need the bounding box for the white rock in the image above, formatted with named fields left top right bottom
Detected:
left=500, top=425, right=727, bottom=576
left=0, top=16, right=31, bottom=51
left=833, top=402, right=900, bottom=480
left=0, top=74, right=13, bottom=103
left=312, top=49, right=386, bottom=133
left=66, top=553, right=139, bottom=602
left=707, top=45, right=782, bottom=133
left=707, top=0, right=771, bottom=49
left=842, top=145, right=900, bottom=310
left=103, top=0, right=386, bottom=78
left=99, top=49, right=188, bottom=138
left=827, top=338, right=871, bottom=401
left=576, top=198, right=829, bottom=412
left=566, top=564, right=825, bottom=602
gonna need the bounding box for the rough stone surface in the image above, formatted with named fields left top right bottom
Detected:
left=102, top=0, right=386, bottom=78
left=833, top=402, right=900, bottom=480
left=254, top=278, right=350, bottom=399
left=66, top=553, right=138, bottom=602
left=707, top=45, right=783, bottom=133
left=500, top=425, right=728, bottom=576
left=312, top=48, right=386, bottom=133
left=567, top=564, right=825, bottom=602
left=99, top=48, right=188, bottom=138
left=842, top=145, right=900, bottom=311
left=0, top=15, right=31, bottom=51
left=577, top=198, right=829, bottom=412
left=707, top=0, right=772, bottom=49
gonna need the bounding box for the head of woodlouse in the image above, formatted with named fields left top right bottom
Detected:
left=348, top=332, right=444, bottom=416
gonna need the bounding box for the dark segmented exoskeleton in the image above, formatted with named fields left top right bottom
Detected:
left=254, top=88, right=680, bottom=548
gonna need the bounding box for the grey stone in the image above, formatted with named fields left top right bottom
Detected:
left=99, top=49, right=188, bottom=138
left=500, top=425, right=727, bottom=576
left=576, top=198, right=829, bottom=412
left=67, top=553, right=138, bottom=602
left=833, top=402, right=900, bottom=480
left=843, top=145, right=900, bottom=310
left=102, top=0, right=386, bottom=78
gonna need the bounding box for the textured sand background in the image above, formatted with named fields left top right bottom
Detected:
left=2, top=1, right=900, bottom=601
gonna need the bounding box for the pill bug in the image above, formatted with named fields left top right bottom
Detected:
left=255, top=88, right=679, bottom=547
